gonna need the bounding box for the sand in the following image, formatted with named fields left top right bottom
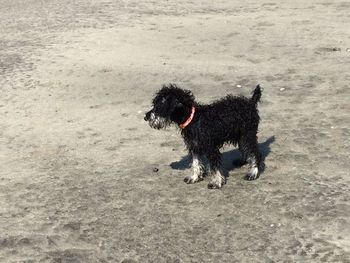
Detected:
left=0, top=0, right=349, bottom=262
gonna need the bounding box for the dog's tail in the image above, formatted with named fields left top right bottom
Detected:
left=251, top=85, right=262, bottom=105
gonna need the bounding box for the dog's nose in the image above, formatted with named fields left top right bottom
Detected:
left=144, top=111, right=150, bottom=121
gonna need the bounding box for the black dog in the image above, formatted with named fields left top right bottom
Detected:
left=144, top=84, right=263, bottom=189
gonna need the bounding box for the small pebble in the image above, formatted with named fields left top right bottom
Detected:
left=270, top=224, right=275, bottom=227
left=99, top=240, right=105, bottom=249
left=346, top=48, right=350, bottom=52
left=331, top=126, right=334, bottom=129
left=152, top=167, right=159, bottom=173
left=236, top=84, right=242, bottom=88
left=332, top=47, right=341, bottom=51
left=280, top=87, right=285, bottom=91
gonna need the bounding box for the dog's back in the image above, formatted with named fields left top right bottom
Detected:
left=200, top=85, right=261, bottom=132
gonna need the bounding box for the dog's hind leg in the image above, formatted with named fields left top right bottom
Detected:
left=239, top=133, right=262, bottom=181
left=207, top=149, right=225, bottom=189
left=233, top=142, right=248, bottom=167
left=184, top=152, right=205, bottom=184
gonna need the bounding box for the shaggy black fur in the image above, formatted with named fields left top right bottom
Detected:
left=144, top=84, right=263, bottom=189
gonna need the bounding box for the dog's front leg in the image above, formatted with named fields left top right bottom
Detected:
left=207, top=149, right=225, bottom=189
left=184, top=152, right=205, bottom=184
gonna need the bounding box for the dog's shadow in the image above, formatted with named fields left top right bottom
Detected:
left=170, top=136, right=275, bottom=174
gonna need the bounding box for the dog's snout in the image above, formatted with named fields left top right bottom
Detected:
left=144, top=111, right=151, bottom=121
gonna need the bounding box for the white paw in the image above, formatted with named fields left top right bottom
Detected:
left=207, top=174, right=225, bottom=189
left=245, top=167, right=259, bottom=181
left=184, top=174, right=200, bottom=184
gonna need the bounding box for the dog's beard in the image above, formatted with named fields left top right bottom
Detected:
left=148, top=112, right=169, bottom=129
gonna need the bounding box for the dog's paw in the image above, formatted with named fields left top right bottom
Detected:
left=184, top=175, right=201, bottom=184
left=207, top=182, right=222, bottom=189
left=244, top=167, right=260, bottom=181
left=207, top=176, right=225, bottom=189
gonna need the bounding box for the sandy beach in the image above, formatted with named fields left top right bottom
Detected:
left=0, top=0, right=349, bottom=262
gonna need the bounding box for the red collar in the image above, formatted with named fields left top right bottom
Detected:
left=179, top=106, right=196, bottom=129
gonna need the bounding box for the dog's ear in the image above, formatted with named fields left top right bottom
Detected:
left=168, top=98, right=181, bottom=113
left=175, top=99, right=183, bottom=107
left=183, top=89, right=195, bottom=106
left=163, top=97, right=181, bottom=116
left=173, top=101, right=185, bottom=113
left=170, top=100, right=189, bottom=123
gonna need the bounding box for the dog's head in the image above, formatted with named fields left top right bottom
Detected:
left=144, top=84, right=195, bottom=129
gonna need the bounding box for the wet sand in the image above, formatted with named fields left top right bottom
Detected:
left=0, top=0, right=349, bottom=262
